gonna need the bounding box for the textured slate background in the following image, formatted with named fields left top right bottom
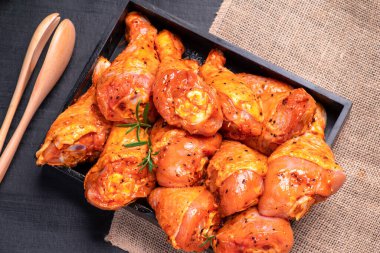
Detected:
left=0, top=1, right=221, bottom=252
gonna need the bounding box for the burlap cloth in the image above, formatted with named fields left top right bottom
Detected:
left=106, top=1, right=380, bottom=252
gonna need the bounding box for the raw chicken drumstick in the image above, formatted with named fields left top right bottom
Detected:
left=153, top=30, right=223, bottom=136
left=148, top=186, right=220, bottom=252
left=206, top=140, right=267, bottom=217
left=36, top=57, right=111, bottom=167
left=84, top=126, right=155, bottom=210
left=258, top=133, right=346, bottom=220
left=200, top=49, right=263, bottom=140
left=150, top=118, right=222, bottom=187
left=96, top=12, right=159, bottom=123
left=238, top=73, right=317, bottom=155
left=213, top=207, right=294, bottom=253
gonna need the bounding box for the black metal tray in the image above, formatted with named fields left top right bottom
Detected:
left=44, top=0, right=352, bottom=224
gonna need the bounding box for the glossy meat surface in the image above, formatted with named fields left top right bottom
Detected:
left=259, top=133, right=346, bottom=220
left=200, top=49, right=263, bottom=140
left=84, top=126, right=155, bottom=210
left=148, top=186, right=220, bottom=252
left=307, top=102, right=327, bottom=138
left=245, top=88, right=316, bottom=155
left=36, top=58, right=112, bottom=167
left=238, top=73, right=317, bottom=155
left=213, top=207, right=294, bottom=253
left=153, top=30, right=223, bottom=136
left=96, top=12, right=159, bottom=122
left=206, top=140, right=267, bottom=217
left=151, top=119, right=222, bottom=187
left=237, top=73, right=293, bottom=95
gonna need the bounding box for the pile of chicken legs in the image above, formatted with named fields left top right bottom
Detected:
left=36, top=12, right=346, bottom=253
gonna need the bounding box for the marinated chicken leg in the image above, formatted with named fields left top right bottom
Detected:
left=84, top=126, right=155, bottom=210
left=96, top=12, right=159, bottom=122
left=213, top=207, right=294, bottom=253
left=36, top=57, right=112, bottom=167
left=151, top=119, right=222, bottom=187
left=238, top=73, right=317, bottom=155
left=153, top=30, right=223, bottom=136
left=206, top=140, right=267, bottom=217
left=258, top=133, right=346, bottom=220
left=200, top=49, right=263, bottom=140
left=148, top=186, right=220, bottom=252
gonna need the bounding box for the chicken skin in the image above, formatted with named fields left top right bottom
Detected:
left=258, top=133, right=346, bottom=220
left=84, top=126, right=155, bottom=210
left=148, top=186, right=220, bottom=252
left=36, top=57, right=112, bottom=167
left=153, top=30, right=223, bottom=136
left=213, top=207, right=294, bottom=253
left=308, top=102, right=327, bottom=138
left=236, top=73, right=293, bottom=95
left=96, top=12, right=159, bottom=123
left=200, top=49, right=263, bottom=140
left=206, top=140, right=267, bottom=217
left=238, top=73, right=317, bottom=155
left=150, top=119, right=222, bottom=187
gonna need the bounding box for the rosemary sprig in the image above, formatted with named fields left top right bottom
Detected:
left=117, top=100, right=156, bottom=172
left=199, top=234, right=215, bottom=248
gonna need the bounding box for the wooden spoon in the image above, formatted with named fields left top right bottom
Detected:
left=0, top=19, right=76, bottom=183
left=0, top=13, right=61, bottom=153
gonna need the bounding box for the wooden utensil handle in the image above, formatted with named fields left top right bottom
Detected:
left=0, top=19, right=75, bottom=183
left=0, top=105, right=37, bottom=182
left=0, top=13, right=60, bottom=153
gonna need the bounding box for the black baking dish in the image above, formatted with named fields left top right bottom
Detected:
left=42, top=0, right=352, bottom=223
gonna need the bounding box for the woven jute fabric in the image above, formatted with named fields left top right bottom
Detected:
left=105, top=210, right=188, bottom=253
left=106, top=1, right=380, bottom=252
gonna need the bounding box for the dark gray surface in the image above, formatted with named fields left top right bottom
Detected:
left=0, top=1, right=221, bottom=252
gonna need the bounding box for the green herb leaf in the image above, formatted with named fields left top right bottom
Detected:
left=138, top=158, right=148, bottom=167
left=123, top=141, right=148, bottom=148
left=199, top=235, right=215, bottom=248
left=148, top=160, right=154, bottom=172
left=122, top=100, right=156, bottom=174
left=117, top=123, right=138, bottom=128
left=143, top=103, right=150, bottom=124
left=125, top=125, right=137, bottom=135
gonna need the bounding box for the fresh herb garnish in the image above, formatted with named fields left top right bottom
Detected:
left=199, top=234, right=215, bottom=248
left=117, top=100, right=156, bottom=172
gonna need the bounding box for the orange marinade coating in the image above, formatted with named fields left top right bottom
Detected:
left=84, top=126, right=155, bottom=210
left=200, top=49, right=263, bottom=140
left=245, top=88, right=317, bottom=155
left=259, top=133, right=346, bottom=220
left=206, top=140, right=267, bottom=217
left=237, top=73, right=293, bottom=95
left=307, top=102, right=327, bottom=138
left=36, top=57, right=112, bottom=167
left=153, top=30, right=223, bottom=136
left=213, top=207, right=294, bottom=253
left=237, top=73, right=326, bottom=139
left=238, top=73, right=317, bottom=155
left=96, top=12, right=159, bottom=123
left=151, top=118, right=222, bottom=187
left=148, top=186, right=220, bottom=252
